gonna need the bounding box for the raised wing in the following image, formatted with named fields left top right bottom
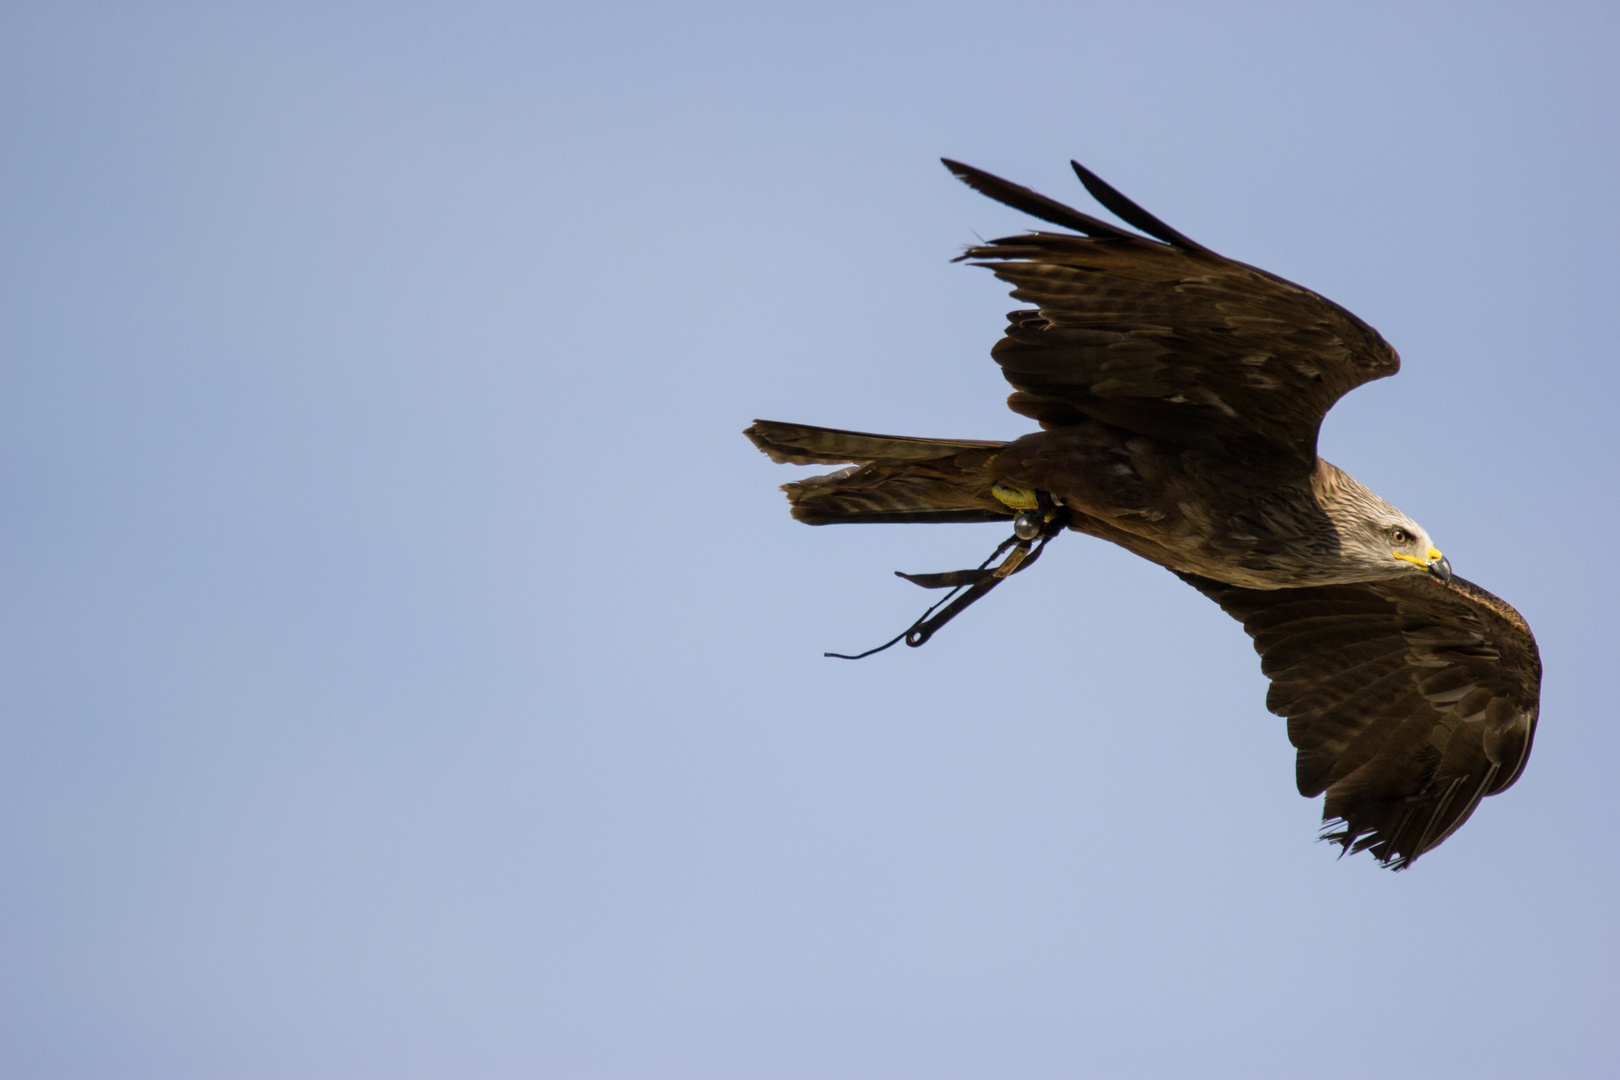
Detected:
left=946, top=159, right=1401, bottom=475
left=1179, top=571, right=1541, bottom=869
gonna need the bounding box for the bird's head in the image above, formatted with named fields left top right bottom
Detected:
left=1317, top=463, right=1452, bottom=584
left=1382, top=520, right=1451, bottom=582
left=1337, top=509, right=1451, bottom=583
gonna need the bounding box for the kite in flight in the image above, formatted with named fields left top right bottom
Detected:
left=745, top=159, right=1541, bottom=869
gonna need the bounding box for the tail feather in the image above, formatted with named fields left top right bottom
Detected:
left=745, top=419, right=1004, bottom=466
left=745, top=420, right=1009, bottom=525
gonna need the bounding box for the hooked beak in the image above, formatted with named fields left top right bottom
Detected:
left=1393, top=545, right=1451, bottom=582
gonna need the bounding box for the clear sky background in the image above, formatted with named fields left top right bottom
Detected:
left=4, top=4, right=1618, bottom=1078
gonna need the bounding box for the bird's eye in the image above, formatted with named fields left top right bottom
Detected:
left=1391, top=527, right=1411, bottom=545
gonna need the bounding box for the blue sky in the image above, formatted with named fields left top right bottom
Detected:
left=4, top=4, right=1618, bottom=1077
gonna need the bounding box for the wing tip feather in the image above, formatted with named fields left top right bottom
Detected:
left=940, top=157, right=1141, bottom=242
left=1067, top=159, right=1211, bottom=253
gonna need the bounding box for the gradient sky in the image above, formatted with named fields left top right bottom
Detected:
left=4, top=4, right=1619, bottom=1078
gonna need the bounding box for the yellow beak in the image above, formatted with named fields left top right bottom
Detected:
left=1393, top=546, right=1450, bottom=581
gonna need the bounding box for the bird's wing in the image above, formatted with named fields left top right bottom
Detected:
left=1178, top=571, right=1541, bottom=869
left=946, top=160, right=1400, bottom=475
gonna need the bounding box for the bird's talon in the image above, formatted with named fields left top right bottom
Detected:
left=992, top=484, right=1039, bottom=510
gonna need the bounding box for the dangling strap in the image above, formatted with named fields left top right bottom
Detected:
left=824, top=518, right=1063, bottom=660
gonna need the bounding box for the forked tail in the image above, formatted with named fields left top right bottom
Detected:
left=744, top=419, right=1010, bottom=525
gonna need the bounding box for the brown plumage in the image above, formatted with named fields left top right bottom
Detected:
left=744, top=160, right=1540, bottom=869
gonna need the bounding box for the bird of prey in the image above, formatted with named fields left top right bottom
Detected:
left=745, top=159, right=1541, bottom=869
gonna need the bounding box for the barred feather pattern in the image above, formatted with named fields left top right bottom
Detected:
left=1179, top=572, right=1540, bottom=868
left=745, top=420, right=1009, bottom=525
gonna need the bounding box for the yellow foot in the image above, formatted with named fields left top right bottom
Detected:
left=991, top=484, right=1039, bottom=511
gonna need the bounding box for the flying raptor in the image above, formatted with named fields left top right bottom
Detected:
left=745, top=159, right=1541, bottom=869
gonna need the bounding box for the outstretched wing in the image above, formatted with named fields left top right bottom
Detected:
left=1179, top=571, right=1540, bottom=868
left=946, top=160, right=1400, bottom=475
